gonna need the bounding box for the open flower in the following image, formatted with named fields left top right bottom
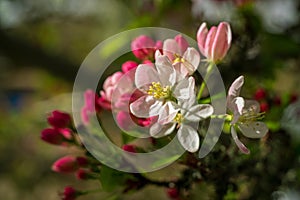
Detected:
left=162, top=35, right=201, bottom=78
left=197, top=22, right=231, bottom=63
left=150, top=94, right=213, bottom=152
left=227, top=76, right=268, bottom=154
left=130, top=54, right=195, bottom=123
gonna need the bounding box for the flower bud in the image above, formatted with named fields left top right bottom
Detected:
left=41, top=128, right=72, bottom=145
left=122, top=144, right=136, bottom=153
left=47, top=110, right=71, bottom=128
left=76, top=156, right=89, bottom=167
left=52, top=156, right=79, bottom=173
left=197, top=22, right=231, bottom=63
left=166, top=188, right=179, bottom=199
left=61, top=186, right=80, bottom=200
left=122, top=61, right=138, bottom=73
left=131, top=35, right=156, bottom=60
left=75, top=169, right=91, bottom=180
left=260, top=102, right=269, bottom=112
left=174, top=34, right=189, bottom=54
left=41, top=128, right=64, bottom=145
left=254, top=88, right=266, bottom=101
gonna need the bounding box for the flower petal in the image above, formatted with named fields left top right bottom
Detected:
left=150, top=123, right=176, bottom=138
left=231, top=126, right=250, bottom=154
left=177, top=124, right=200, bottom=153
left=182, top=47, right=200, bottom=75
left=231, top=97, right=245, bottom=124
left=211, top=22, right=231, bottom=61
left=183, top=104, right=214, bottom=122
left=155, top=55, right=176, bottom=87
left=163, top=39, right=180, bottom=60
left=173, top=77, right=195, bottom=101
left=174, top=34, right=189, bottom=55
left=204, top=26, right=217, bottom=59
left=158, top=101, right=179, bottom=125
left=227, top=76, right=244, bottom=107
left=135, top=64, right=159, bottom=90
left=130, top=96, right=163, bottom=118
left=197, top=22, right=208, bottom=56
left=238, top=122, right=268, bottom=139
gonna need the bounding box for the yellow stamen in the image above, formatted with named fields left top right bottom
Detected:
left=174, top=113, right=183, bottom=124
left=147, top=82, right=171, bottom=99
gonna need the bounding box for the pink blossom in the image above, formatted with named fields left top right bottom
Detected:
left=161, top=35, right=200, bottom=77
left=197, top=22, right=231, bottom=63
left=47, top=110, right=71, bottom=128
left=98, top=71, right=124, bottom=110
left=131, top=35, right=161, bottom=60
left=52, top=156, right=79, bottom=173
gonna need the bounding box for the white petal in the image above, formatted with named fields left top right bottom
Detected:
left=231, top=126, right=250, bottom=154
left=173, top=62, right=189, bottom=81
left=227, top=76, right=244, bottom=107
left=177, top=124, right=200, bottom=153
left=238, top=122, right=268, bottom=139
left=182, top=47, right=200, bottom=75
left=231, top=97, right=245, bottom=124
left=150, top=123, right=176, bottom=138
left=173, top=77, right=195, bottom=101
left=155, top=55, right=176, bottom=87
left=183, top=104, right=214, bottom=122
left=130, top=96, right=163, bottom=118
left=135, top=64, right=159, bottom=90
left=158, top=101, right=179, bottom=125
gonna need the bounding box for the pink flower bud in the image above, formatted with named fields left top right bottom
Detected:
left=260, top=102, right=269, bottom=112
left=41, top=128, right=72, bottom=145
left=174, top=34, right=189, bottom=54
left=116, top=111, right=132, bottom=131
left=197, top=22, right=231, bottom=63
left=122, top=61, right=138, bottom=73
left=131, top=35, right=156, bottom=60
left=47, top=110, right=71, bottom=128
left=61, top=186, right=80, bottom=200
left=122, top=144, right=136, bottom=153
left=52, top=156, right=79, bottom=173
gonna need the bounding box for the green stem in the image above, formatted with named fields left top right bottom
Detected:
left=211, top=114, right=232, bottom=121
left=197, top=62, right=214, bottom=101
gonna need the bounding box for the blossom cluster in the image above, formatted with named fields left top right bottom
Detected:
left=40, top=21, right=269, bottom=199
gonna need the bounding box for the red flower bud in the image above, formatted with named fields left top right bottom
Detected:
left=122, top=61, right=138, bottom=73
left=47, top=110, right=71, bottom=128
left=41, top=128, right=64, bottom=145
left=61, top=186, right=80, bottom=200
left=75, top=169, right=91, bottom=180
left=122, top=144, right=136, bottom=153
left=52, top=156, right=79, bottom=173
left=254, top=88, right=266, bottom=101
left=76, top=157, right=89, bottom=167
left=290, top=93, right=298, bottom=103
left=260, top=102, right=269, bottom=112
left=166, top=188, right=179, bottom=199
left=131, top=35, right=157, bottom=60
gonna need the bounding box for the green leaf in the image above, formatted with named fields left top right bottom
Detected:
left=99, top=165, right=127, bottom=192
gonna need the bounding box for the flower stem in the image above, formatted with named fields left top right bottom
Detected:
left=211, top=114, right=232, bottom=121
left=197, top=62, right=214, bottom=101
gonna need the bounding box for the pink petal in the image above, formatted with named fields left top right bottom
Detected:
left=227, top=76, right=244, bottom=110
left=163, top=39, right=180, bottom=61
left=211, top=22, right=232, bottom=62
left=156, top=55, right=176, bottom=87
left=174, top=34, right=189, bottom=55
left=197, top=22, right=208, bottom=56
left=204, top=26, right=217, bottom=59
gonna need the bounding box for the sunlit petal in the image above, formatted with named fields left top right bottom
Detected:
left=130, top=96, right=163, bottom=118
left=177, top=124, right=200, bottom=153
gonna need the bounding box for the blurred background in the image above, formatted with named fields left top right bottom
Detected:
left=0, top=0, right=299, bottom=199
